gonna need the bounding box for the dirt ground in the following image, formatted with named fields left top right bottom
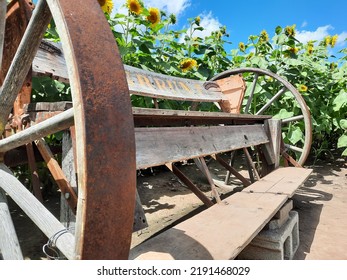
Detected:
left=4, top=152, right=347, bottom=260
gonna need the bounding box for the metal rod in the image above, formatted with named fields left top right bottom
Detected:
left=0, top=0, right=52, bottom=134
left=245, top=73, right=258, bottom=114
left=0, top=108, right=74, bottom=153
left=255, top=86, right=287, bottom=115
left=281, top=115, right=304, bottom=124
left=284, top=144, right=304, bottom=153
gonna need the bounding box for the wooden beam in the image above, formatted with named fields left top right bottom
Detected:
left=0, top=163, right=75, bottom=260
left=136, top=124, right=269, bottom=170
left=0, top=188, right=23, bottom=260
left=35, top=138, right=77, bottom=214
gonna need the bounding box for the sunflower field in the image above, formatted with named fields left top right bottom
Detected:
left=41, top=0, right=347, bottom=160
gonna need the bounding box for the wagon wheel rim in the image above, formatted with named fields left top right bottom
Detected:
left=0, top=0, right=136, bottom=260
left=211, top=67, right=312, bottom=167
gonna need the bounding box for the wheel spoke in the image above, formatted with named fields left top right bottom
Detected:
left=282, top=115, right=304, bottom=124
left=0, top=108, right=74, bottom=153
left=0, top=0, right=51, bottom=133
left=244, top=73, right=259, bottom=114
left=0, top=0, right=6, bottom=69
left=255, top=86, right=287, bottom=115
left=285, top=144, right=304, bottom=153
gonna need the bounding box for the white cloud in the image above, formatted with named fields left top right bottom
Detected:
left=296, top=25, right=347, bottom=47
left=195, top=12, right=222, bottom=38
left=301, top=21, right=308, bottom=28
left=178, top=11, right=222, bottom=43
left=145, top=0, right=191, bottom=17
left=113, top=0, right=191, bottom=18
left=296, top=25, right=333, bottom=44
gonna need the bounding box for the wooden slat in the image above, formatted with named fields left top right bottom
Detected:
left=125, top=65, right=224, bottom=102
left=32, top=45, right=225, bottom=102
left=135, top=124, right=269, bottom=170
left=0, top=189, right=23, bottom=260
left=242, top=167, right=312, bottom=197
left=33, top=43, right=69, bottom=83
left=0, top=163, right=75, bottom=260
left=129, top=191, right=288, bottom=260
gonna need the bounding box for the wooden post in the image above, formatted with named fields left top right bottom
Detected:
left=61, top=129, right=77, bottom=230
left=264, top=119, right=282, bottom=169
left=0, top=188, right=24, bottom=260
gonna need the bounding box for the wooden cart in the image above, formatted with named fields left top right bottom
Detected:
left=0, top=0, right=312, bottom=260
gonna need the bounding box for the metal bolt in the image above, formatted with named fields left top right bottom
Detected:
left=64, top=193, right=70, bottom=199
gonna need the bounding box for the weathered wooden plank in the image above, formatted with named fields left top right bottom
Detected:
left=0, top=0, right=51, bottom=134
left=0, top=188, right=23, bottom=260
left=0, top=0, right=6, bottom=69
left=33, top=41, right=69, bottom=83
left=125, top=65, right=224, bottom=102
left=0, top=108, right=74, bottom=153
left=242, top=167, right=312, bottom=197
left=130, top=191, right=288, bottom=260
left=0, top=163, right=75, bottom=260
left=135, top=125, right=269, bottom=170
left=133, top=107, right=271, bottom=127
left=32, top=43, right=227, bottom=102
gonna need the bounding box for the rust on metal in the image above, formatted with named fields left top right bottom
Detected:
left=0, top=0, right=34, bottom=133
left=50, top=0, right=136, bottom=259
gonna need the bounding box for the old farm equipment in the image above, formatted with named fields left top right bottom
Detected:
left=0, top=0, right=312, bottom=260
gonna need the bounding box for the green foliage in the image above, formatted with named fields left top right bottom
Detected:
left=33, top=1, right=346, bottom=160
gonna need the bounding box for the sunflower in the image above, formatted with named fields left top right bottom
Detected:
left=179, top=58, right=198, bottom=72
left=147, top=7, right=161, bottom=27
left=285, top=24, right=296, bottom=37
left=331, top=34, right=338, bottom=47
left=260, top=30, right=269, bottom=42
left=289, top=47, right=299, bottom=54
left=127, top=0, right=143, bottom=16
left=298, top=84, right=308, bottom=93
left=238, top=42, right=246, bottom=52
left=97, top=0, right=113, bottom=14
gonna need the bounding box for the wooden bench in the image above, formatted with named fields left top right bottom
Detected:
left=27, top=45, right=313, bottom=260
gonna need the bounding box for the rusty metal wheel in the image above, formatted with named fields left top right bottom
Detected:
left=0, top=0, right=136, bottom=259
left=211, top=67, right=312, bottom=167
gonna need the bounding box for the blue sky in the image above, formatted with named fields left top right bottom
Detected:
left=113, top=0, right=347, bottom=53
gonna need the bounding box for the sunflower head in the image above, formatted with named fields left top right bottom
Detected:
left=147, top=7, right=161, bottom=27
left=260, top=30, right=269, bottom=42
left=195, top=16, right=201, bottom=26
left=127, top=0, right=143, bottom=16
left=179, top=58, right=198, bottom=72
left=298, top=84, right=308, bottom=93
left=330, top=34, right=338, bottom=47
left=238, top=42, right=246, bottom=52
left=289, top=47, right=299, bottom=54
left=284, top=24, right=296, bottom=37
left=97, top=0, right=113, bottom=14
left=323, top=35, right=331, bottom=47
